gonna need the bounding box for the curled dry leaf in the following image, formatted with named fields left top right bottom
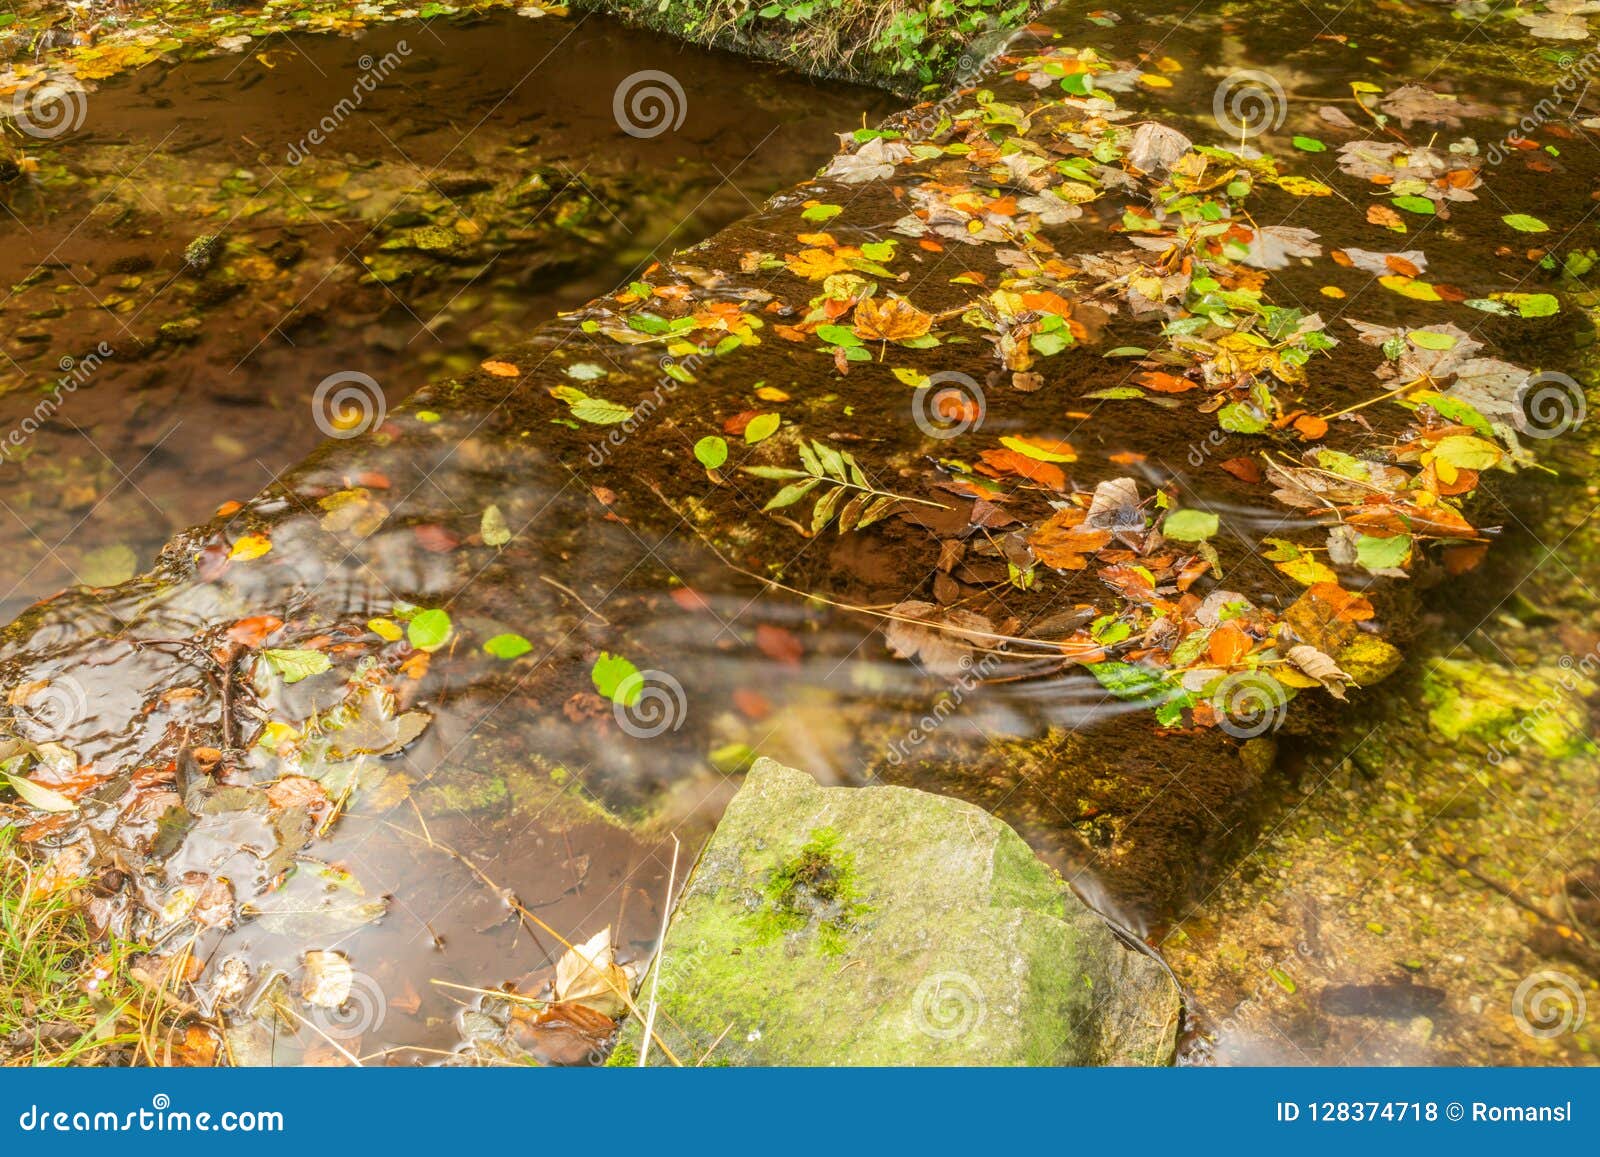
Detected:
left=552, top=927, right=636, bottom=1019
left=1284, top=643, right=1353, bottom=699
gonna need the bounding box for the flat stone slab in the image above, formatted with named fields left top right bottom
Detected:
left=625, top=758, right=1181, bottom=1066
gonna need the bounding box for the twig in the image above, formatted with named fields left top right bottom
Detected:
left=540, top=574, right=612, bottom=624
left=637, top=835, right=679, bottom=1067
left=372, top=818, right=684, bottom=1066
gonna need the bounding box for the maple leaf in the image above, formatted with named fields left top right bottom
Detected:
left=786, top=248, right=851, bottom=280
left=852, top=295, right=933, bottom=342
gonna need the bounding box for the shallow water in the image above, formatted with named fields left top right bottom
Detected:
left=1, top=0, right=1596, bottom=1067
left=0, top=13, right=893, bottom=620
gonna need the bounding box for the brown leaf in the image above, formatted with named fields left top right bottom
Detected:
left=852, top=295, right=934, bottom=342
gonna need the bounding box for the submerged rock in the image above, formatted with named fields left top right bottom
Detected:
left=622, top=759, right=1181, bottom=1066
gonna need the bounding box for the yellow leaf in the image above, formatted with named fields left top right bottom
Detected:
left=228, top=533, right=272, bottom=562
left=786, top=249, right=851, bottom=280
left=1379, top=275, right=1442, bottom=302
left=1270, top=175, right=1333, bottom=197
left=368, top=617, right=404, bottom=642
left=999, top=435, right=1077, bottom=463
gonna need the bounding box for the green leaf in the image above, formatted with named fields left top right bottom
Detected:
left=802, top=203, right=842, bottom=222
left=1431, top=434, right=1501, bottom=471
left=407, top=609, right=453, bottom=652
left=1218, top=401, right=1268, bottom=434
left=1408, top=330, right=1457, bottom=350
left=1162, top=508, right=1220, bottom=542
left=1391, top=195, right=1435, bottom=215
left=591, top=652, right=641, bottom=706
left=261, top=648, right=332, bottom=684
left=1356, top=533, right=1411, bottom=572
left=763, top=479, right=821, bottom=510
left=816, top=324, right=862, bottom=347
left=3, top=770, right=76, bottom=812
left=694, top=435, right=729, bottom=469
left=1502, top=213, right=1549, bottom=233
left=549, top=385, right=633, bottom=425
left=745, top=413, right=781, bottom=443
left=481, top=504, right=511, bottom=547
left=484, top=633, right=533, bottom=660
left=1087, top=661, right=1173, bottom=702
left=1291, top=135, right=1326, bottom=152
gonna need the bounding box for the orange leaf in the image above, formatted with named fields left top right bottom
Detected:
left=1207, top=623, right=1254, bottom=666
left=480, top=360, right=521, bottom=378
left=1293, top=413, right=1329, bottom=440
left=226, top=615, right=283, bottom=648
left=1134, top=370, right=1197, bottom=394
left=852, top=295, right=934, bottom=343
left=976, top=448, right=1067, bottom=490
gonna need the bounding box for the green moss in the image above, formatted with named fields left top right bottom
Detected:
left=1421, top=657, right=1595, bottom=761
left=752, top=826, right=871, bottom=954
left=603, top=1040, right=638, bottom=1067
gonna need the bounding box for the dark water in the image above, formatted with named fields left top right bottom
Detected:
left=0, top=13, right=894, bottom=620
left=0, top=0, right=1594, bottom=1067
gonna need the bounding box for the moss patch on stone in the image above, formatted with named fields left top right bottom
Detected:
left=621, top=758, right=1181, bottom=1066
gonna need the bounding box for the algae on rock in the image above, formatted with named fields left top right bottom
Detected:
left=624, top=759, right=1181, bottom=1066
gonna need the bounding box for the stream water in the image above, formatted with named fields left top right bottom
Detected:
left=1, top=1, right=1596, bottom=1067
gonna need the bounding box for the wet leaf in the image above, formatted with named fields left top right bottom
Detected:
left=549, top=385, right=633, bottom=425
left=852, top=295, right=933, bottom=342
left=484, top=633, right=533, bottom=660
left=552, top=927, right=635, bottom=1019
left=591, top=652, right=641, bottom=706
left=694, top=435, right=729, bottom=469
left=261, top=649, right=331, bottom=684
left=407, top=609, right=453, bottom=652
left=2, top=771, right=76, bottom=813
left=1162, top=509, right=1219, bottom=542
left=481, top=505, right=512, bottom=547
left=745, top=413, right=781, bottom=443
left=1502, top=213, right=1550, bottom=233
left=228, top=533, right=272, bottom=561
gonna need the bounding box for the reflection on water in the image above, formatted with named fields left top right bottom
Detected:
left=0, top=13, right=893, bottom=620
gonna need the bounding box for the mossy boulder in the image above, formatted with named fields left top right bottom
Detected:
left=625, top=759, right=1180, bottom=1066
